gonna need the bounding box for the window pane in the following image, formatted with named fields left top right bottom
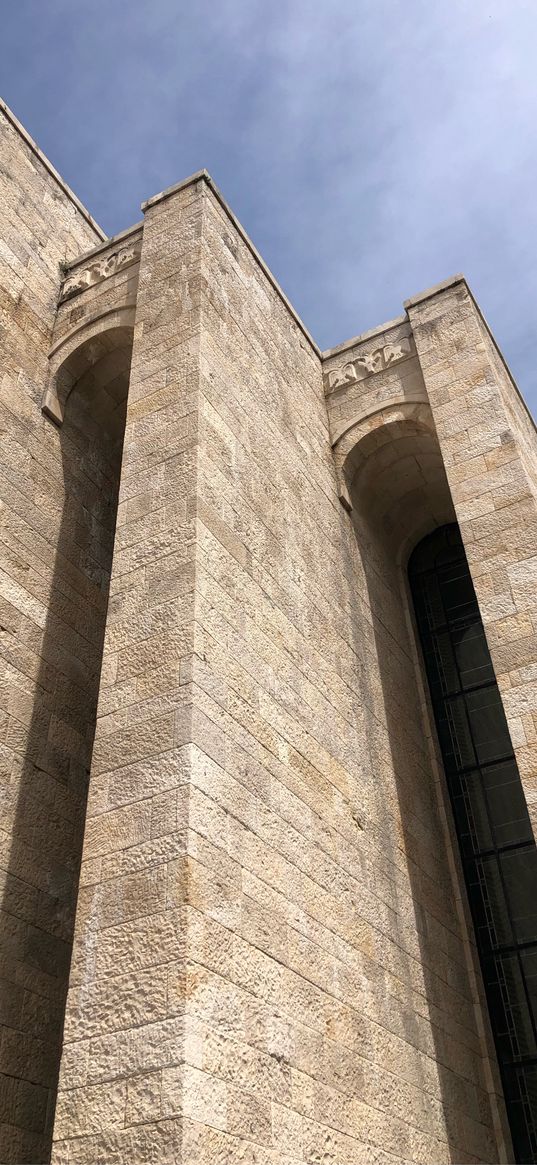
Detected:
left=451, top=768, right=493, bottom=857
left=452, top=622, right=494, bottom=689
left=467, top=855, right=513, bottom=949
left=503, top=1064, right=537, bottom=1163
left=484, top=761, right=533, bottom=849
left=416, top=572, right=445, bottom=632
left=466, top=686, right=512, bottom=766
left=437, top=562, right=478, bottom=626
left=521, top=948, right=537, bottom=1020
left=422, top=628, right=459, bottom=697
left=500, top=848, right=537, bottom=945
left=483, top=952, right=537, bottom=1060
left=436, top=694, right=476, bottom=771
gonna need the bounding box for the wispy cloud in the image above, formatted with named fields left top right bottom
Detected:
left=3, top=0, right=537, bottom=408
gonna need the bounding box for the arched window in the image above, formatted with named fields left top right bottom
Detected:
left=409, top=524, right=537, bottom=1163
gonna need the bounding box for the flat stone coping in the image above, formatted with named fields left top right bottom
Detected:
left=0, top=98, right=106, bottom=240
left=64, top=221, right=144, bottom=272
left=403, top=274, right=466, bottom=308
left=142, top=170, right=322, bottom=358
left=3, top=102, right=529, bottom=434
left=322, top=315, right=409, bottom=360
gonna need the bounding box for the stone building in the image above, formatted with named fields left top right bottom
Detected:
left=1, top=96, right=537, bottom=1165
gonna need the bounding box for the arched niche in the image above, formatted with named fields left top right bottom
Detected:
left=336, top=398, right=508, bottom=1154
left=55, top=318, right=133, bottom=600
left=5, top=319, right=135, bottom=1159
left=43, top=305, right=135, bottom=426
left=337, top=400, right=456, bottom=562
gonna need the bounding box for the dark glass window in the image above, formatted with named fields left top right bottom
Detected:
left=409, top=524, right=537, bottom=1163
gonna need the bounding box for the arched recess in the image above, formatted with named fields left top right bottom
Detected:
left=341, top=400, right=511, bottom=1159
left=1, top=320, right=133, bottom=1162
left=43, top=304, right=135, bottom=425
left=340, top=401, right=456, bottom=561
left=333, top=400, right=454, bottom=545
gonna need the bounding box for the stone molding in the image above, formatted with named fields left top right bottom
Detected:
left=59, top=241, right=142, bottom=302
left=324, top=334, right=415, bottom=394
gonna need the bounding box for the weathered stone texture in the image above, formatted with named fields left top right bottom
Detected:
left=407, top=282, right=537, bottom=832
left=0, top=104, right=111, bottom=1164
left=2, top=110, right=536, bottom=1164
left=49, top=182, right=525, bottom=1164
left=51, top=226, right=141, bottom=347
left=158, top=186, right=504, bottom=1164
left=52, top=181, right=202, bottom=1164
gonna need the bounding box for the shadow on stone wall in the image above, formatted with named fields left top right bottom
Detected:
left=330, top=410, right=503, bottom=1165
left=0, top=340, right=130, bottom=1163
left=343, top=490, right=501, bottom=1163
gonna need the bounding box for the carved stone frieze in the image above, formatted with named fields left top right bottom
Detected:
left=60, top=241, right=142, bottom=302
left=324, top=334, right=415, bottom=394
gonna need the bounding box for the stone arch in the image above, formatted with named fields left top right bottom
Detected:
left=43, top=304, right=135, bottom=425
left=329, top=388, right=428, bottom=447
left=333, top=400, right=437, bottom=514
left=345, top=404, right=455, bottom=562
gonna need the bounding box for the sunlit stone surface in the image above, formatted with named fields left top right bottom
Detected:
left=2, top=97, right=537, bottom=1164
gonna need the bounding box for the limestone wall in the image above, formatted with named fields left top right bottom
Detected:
left=182, top=191, right=505, bottom=1163
left=0, top=104, right=111, bottom=1163
left=52, top=178, right=202, bottom=1164
left=475, top=310, right=537, bottom=503
left=3, top=108, right=529, bottom=1159
left=49, top=179, right=515, bottom=1164
left=406, top=280, right=537, bottom=832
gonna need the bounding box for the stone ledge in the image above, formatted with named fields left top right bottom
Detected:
left=403, top=274, right=466, bottom=309
left=64, top=222, right=143, bottom=273
left=141, top=169, right=211, bottom=212
left=322, top=315, right=408, bottom=361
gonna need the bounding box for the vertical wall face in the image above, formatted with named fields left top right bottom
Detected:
left=5, top=105, right=536, bottom=1164
left=53, top=189, right=519, bottom=1164
left=348, top=492, right=507, bottom=1164
left=0, top=107, right=113, bottom=1163
left=52, top=182, right=202, bottom=1164
left=406, top=282, right=537, bottom=835
left=323, top=334, right=509, bottom=1162
left=176, top=192, right=504, bottom=1163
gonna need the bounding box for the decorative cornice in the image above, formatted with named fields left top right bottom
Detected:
left=324, top=334, right=415, bottom=395
left=59, top=241, right=141, bottom=302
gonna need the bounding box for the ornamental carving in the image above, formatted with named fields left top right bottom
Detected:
left=60, top=241, right=142, bottom=302
left=324, top=335, right=415, bottom=394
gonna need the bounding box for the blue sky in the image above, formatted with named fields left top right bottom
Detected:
left=3, top=0, right=537, bottom=411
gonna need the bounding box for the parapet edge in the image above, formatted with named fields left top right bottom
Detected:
left=142, top=169, right=321, bottom=358
left=322, top=315, right=408, bottom=361
left=0, top=98, right=106, bottom=241
left=403, top=274, right=466, bottom=309
left=404, top=272, right=535, bottom=430
left=64, top=221, right=144, bottom=272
